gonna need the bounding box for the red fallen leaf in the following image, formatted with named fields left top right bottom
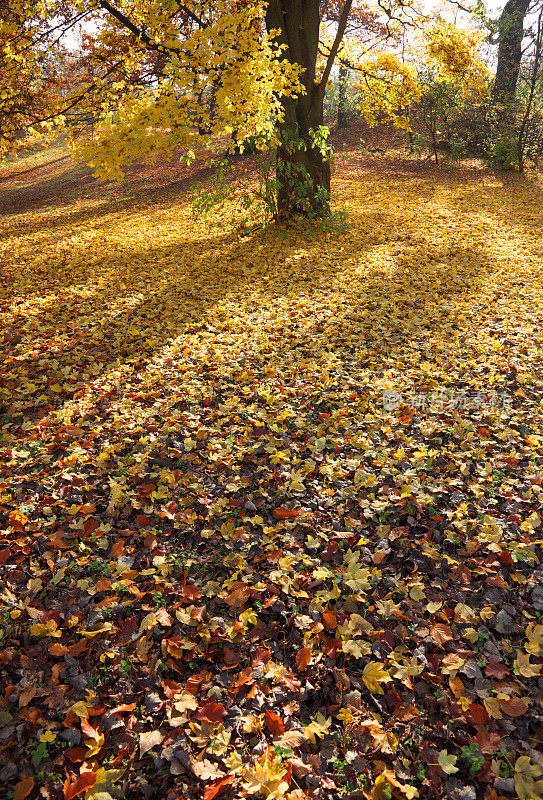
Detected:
left=138, top=483, right=156, bottom=499
left=65, top=747, right=87, bottom=763
left=185, top=674, right=205, bottom=693
left=83, top=518, right=99, bottom=537
left=231, top=667, right=254, bottom=692
left=322, top=610, right=337, bottom=630
left=110, top=703, right=136, bottom=715
left=222, top=583, right=251, bottom=608
left=500, top=698, right=528, bottom=717
left=323, top=638, right=341, bottom=661
left=475, top=731, right=502, bottom=754
left=162, top=679, right=180, bottom=699
left=247, top=684, right=259, bottom=699
left=49, top=643, right=69, bottom=656
left=80, top=717, right=99, bottom=738
left=110, top=541, right=124, bottom=558
left=64, top=772, right=97, bottom=800
left=196, top=701, right=227, bottom=723
left=452, top=563, right=471, bottom=585
left=222, top=646, right=240, bottom=667
left=180, top=582, right=202, bottom=603
left=252, top=647, right=270, bottom=667
left=485, top=662, right=510, bottom=679
left=136, top=514, right=149, bottom=526
left=468, top=704, right=490, bottom=725
left=52, top=663, right=65, bottom=685
left=190, top=606, right=207, bottom=623
left=429, top=515, right=444, bottom=521
left=76, top=503, right=96, bottom=516
left=68, top=639, right=87, bottom=657
left=384, top=689, right=402, bottom=709
left=295, top=647, right=311, bottom=671
left=391, top=705, right=420, bottom=722
left=264, top=549, right=283, bottom=564
left=203, top=775, right=235, bottom=800
left=47, top=532, right=70, bottom=550
left=166, top=637, right=187, bottom=659
left=477, top=427, right=490, bottom=437
left=321, top=542, right=340, bottom=562
left=485, top=575, right=508, bottom=590
left=431, top=623, right=454, bottom=645
left=273, top=507, right=300, bottom=520
left=9, top=510, right=28, bottom=531
left=13, top=777, right=34, bottom=800
left=0, top=548, right=11, bottom=565
left=265, top=709, right=285, bottom=737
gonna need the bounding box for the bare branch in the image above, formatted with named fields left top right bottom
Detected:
left=319, top=0, right=353, bottom=89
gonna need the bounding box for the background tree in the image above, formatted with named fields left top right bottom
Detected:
left=493, top=0, right=532, bottom=105
left=0, top=4, right=78, bottom=148
left=517, top=2, right=543, bottom=170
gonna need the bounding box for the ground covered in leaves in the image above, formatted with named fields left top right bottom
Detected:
left=1, top=136, right=543, bottom=800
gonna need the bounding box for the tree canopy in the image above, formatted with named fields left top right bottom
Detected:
left=0, top=1, right=492, bottom=215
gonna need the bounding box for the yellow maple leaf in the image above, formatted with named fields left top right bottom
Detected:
left=336, top=707, right=355, bottom=725
left=30, top=620, right=61, bottom=639
left=303, top=712, right=332, bottom=743
left=437, top=750, right=459, bottom=774
left=362, top=661, right=392, bottom=694
left=514, top=756, right=543, bottom=800
left=242, top=756, right=289, bottom=799
left=373, top=770, right=419, bottom=800
left=514, top=652, right=542, bottom=678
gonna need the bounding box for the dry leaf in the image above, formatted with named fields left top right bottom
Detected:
left=139, top=730, right=164, bottom=758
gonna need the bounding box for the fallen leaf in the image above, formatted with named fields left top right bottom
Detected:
left=501, top=698, right=529, bottom=717
left=203, top=775, right=235, bottom=800
left=265, top=709, right=285, bottom=737
left=13, top=777, right=34, bottom=800
left=362, top=661, right=392, bottom=694
left=430, top=623, right=454, bottom=645
left=64, top=772, right=97, bottom=800
left=295, top=647, right=311, bottom=671
left=139, top=730, right=164, bottom=758
left=437, top=750, right=459, bottom=775
left=196, top=702, right=227, bottom=724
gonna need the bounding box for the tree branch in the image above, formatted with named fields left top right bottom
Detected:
left=98, top=0, right=190, bottom=53
left=319, top=0, right=353, bottom=89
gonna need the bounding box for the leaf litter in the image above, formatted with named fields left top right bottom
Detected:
left=1, top=140, right=543, bottom=800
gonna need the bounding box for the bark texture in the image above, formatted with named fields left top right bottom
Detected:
left=493, top=0, right=531, bottom=105
left=265, top=0, right=329, bottom=218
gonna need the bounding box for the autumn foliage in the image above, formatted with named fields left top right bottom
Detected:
left=1, top=136, right=543, bottom=800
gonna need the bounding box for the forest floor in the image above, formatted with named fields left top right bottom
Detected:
left=1, top=126, right=543, bottom=800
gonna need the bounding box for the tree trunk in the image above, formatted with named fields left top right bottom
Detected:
left=265, top=0, right=331, bottom=219
left=338, top=61, right=349, bottom=128
left=274, top=93, right=331, bottom=218
left=493, top=0, right=531, bottom=105
left=517, top=7, right=543, bottom=173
